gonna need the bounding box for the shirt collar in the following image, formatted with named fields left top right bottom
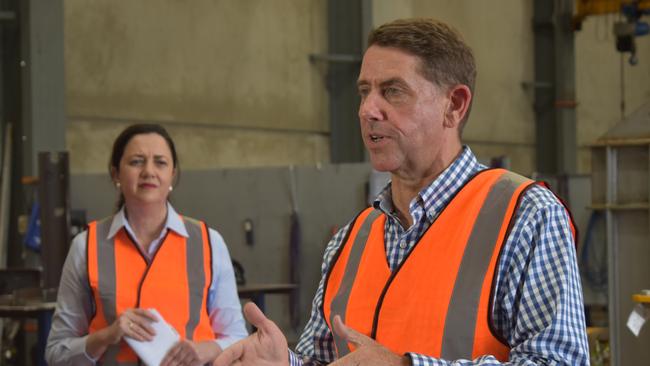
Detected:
left=107, top=202, right=189, bottom=240
left=373, top=145, right=485, bottom=220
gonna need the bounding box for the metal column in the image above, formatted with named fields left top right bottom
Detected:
left=2, top=0, right=66, bottom=269
left=533, top=0, right=577, bottom=175
left=325, top=0, right=364, bottom=163
left=1, top=0, right=24, bottom=268
left=38, top=152, right=70, bottom=290
left=554, top=0, right=578, bottom=174
left=605, top=146, right=620, bottom=366
left=19, top=0, right=66, bottom=177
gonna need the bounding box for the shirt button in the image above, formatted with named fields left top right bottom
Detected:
left=399, top=242, right=407, bottom=249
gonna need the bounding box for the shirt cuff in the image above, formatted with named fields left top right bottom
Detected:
left=288, top=349, right=303, bottom=366
left=407, top=352, right=448, bottom=366
left=83, top=350, right=99, bottom=364
left=77, top=335, right=98, bottom=364
left=215, top=337, right=238, bottom=351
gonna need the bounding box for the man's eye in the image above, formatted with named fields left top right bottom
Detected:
left=358, top=87, right=370, bottom=98
left=384, top=87, right=401, bottom=97
left=129, top=159, right=144, bottom=166
left=156, top=160, right=168, bottom=166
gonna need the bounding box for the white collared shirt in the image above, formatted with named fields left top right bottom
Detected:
left=109, top=203, right=190, bottom=259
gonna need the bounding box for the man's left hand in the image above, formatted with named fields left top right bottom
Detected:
left=329, top=315, right=410, bottom=366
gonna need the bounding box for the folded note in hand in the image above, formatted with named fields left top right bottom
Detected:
left=124, top=308, right=180, bottom=366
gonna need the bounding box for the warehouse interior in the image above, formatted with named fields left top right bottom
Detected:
left=0, top=0, right=649, bottom=365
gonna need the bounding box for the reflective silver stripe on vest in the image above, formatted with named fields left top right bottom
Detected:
left=183, top=218, right=207, bottom=341
left=440, top=171, right=529, bottom=360
left=96, top=346, right=136, bottom=366
left=97, top=358, right=137, bottom=366
left=95, top=218, right=120, bottom=364
left=330, top=209, right=382, bottom=356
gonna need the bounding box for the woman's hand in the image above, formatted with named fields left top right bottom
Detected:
left=161, top=340, right=222, bottom=366
left=86, top=308, right=158, bottom=359
left=109, top=308, right=158, bottom=343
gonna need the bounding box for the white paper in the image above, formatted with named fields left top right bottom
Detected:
left=626, top=304, right=649, bottom=337
left=124, top=308, right=180, bottom=366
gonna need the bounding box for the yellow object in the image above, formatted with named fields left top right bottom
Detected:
left=574, top=0, right=650, bottom=28
left=587, top=326, right=609, bottom=337
left=632, top=293, right=650, bottom=304
left=586, top=326, right=610, bottom=366
left=577, top=0, right=650, bottom=16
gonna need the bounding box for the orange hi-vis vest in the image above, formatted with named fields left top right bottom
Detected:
left=323, top=169, right=575, bottom=361
left=87, top=216, right=215, bottom=365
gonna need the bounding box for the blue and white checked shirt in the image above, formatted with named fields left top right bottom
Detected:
left=290, top=146, right=589, bottom=365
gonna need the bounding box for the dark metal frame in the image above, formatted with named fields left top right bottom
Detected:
left=533, top=0, right=578, bottom=175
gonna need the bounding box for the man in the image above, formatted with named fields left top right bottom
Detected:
left=215, top=18, right=589, bottom=366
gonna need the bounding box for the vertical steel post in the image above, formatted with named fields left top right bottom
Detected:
left=327, top=0, right=364, bottom=163
left=38, top=151, right=70, bottom=290
left=554, top=0, right=577, bottom=174
left=20, top=0, right=65, bottom=177
left=605, top=146, right=620, bottom=365
left=533, top=0, right=558, bottom=174
left=533, top=0, right=577, bottom=175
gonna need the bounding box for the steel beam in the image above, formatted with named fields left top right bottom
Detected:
left=533, top=0, right=578, bottom=175
left=38, top=152, right=70, bottom=290
left=19, top=0, right=65, bottom=177
left=326, top=0, right=364, bottom=163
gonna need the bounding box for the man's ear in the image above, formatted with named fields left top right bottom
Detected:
left=444, top=84, right=472, bottom=129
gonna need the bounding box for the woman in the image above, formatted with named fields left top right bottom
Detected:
left=46, top=124, right=247, bottom=365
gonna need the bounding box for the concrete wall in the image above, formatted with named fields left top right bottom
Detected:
left=64, top=0, right=329, bottom=173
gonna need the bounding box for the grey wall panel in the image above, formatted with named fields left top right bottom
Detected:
left=71, top=163, right=373, bottom=341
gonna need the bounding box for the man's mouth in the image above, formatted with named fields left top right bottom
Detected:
left=370, top=134, right=385, bottom=142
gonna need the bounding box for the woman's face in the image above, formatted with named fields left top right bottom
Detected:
left=112, top=133, right=176, bottom=208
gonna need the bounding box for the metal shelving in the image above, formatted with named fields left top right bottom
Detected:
left=590, top=101, right=650, bottom=366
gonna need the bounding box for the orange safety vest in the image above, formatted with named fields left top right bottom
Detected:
left=87, top=216, right=215, bottom=365
left=323, top=169, right=575, bottom=361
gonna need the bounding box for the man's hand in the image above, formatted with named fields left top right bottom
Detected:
left=329, top=315, right=410, bottom=366
left=212, top=302, right=289, bottom=366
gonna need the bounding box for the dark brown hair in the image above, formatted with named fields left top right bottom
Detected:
left=368, top=18, right=476, bottom=131
left=109, top=124, right=179, bottom=209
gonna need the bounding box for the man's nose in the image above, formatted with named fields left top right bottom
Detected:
left=359, top=93, right=385, bottom=121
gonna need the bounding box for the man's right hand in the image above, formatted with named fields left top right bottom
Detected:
left=213, top=302, right=289, bottom=366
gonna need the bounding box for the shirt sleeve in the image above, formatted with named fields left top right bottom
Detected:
left=206, top=228, right=249, bottom=350
left=293, top=223, right=352, bottom=365
left=404, top=186, right=590, bottom=365
left=45, top=231, right=98, bottom=365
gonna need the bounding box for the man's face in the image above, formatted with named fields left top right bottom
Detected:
left=357, top=45, right=459, bottom=178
